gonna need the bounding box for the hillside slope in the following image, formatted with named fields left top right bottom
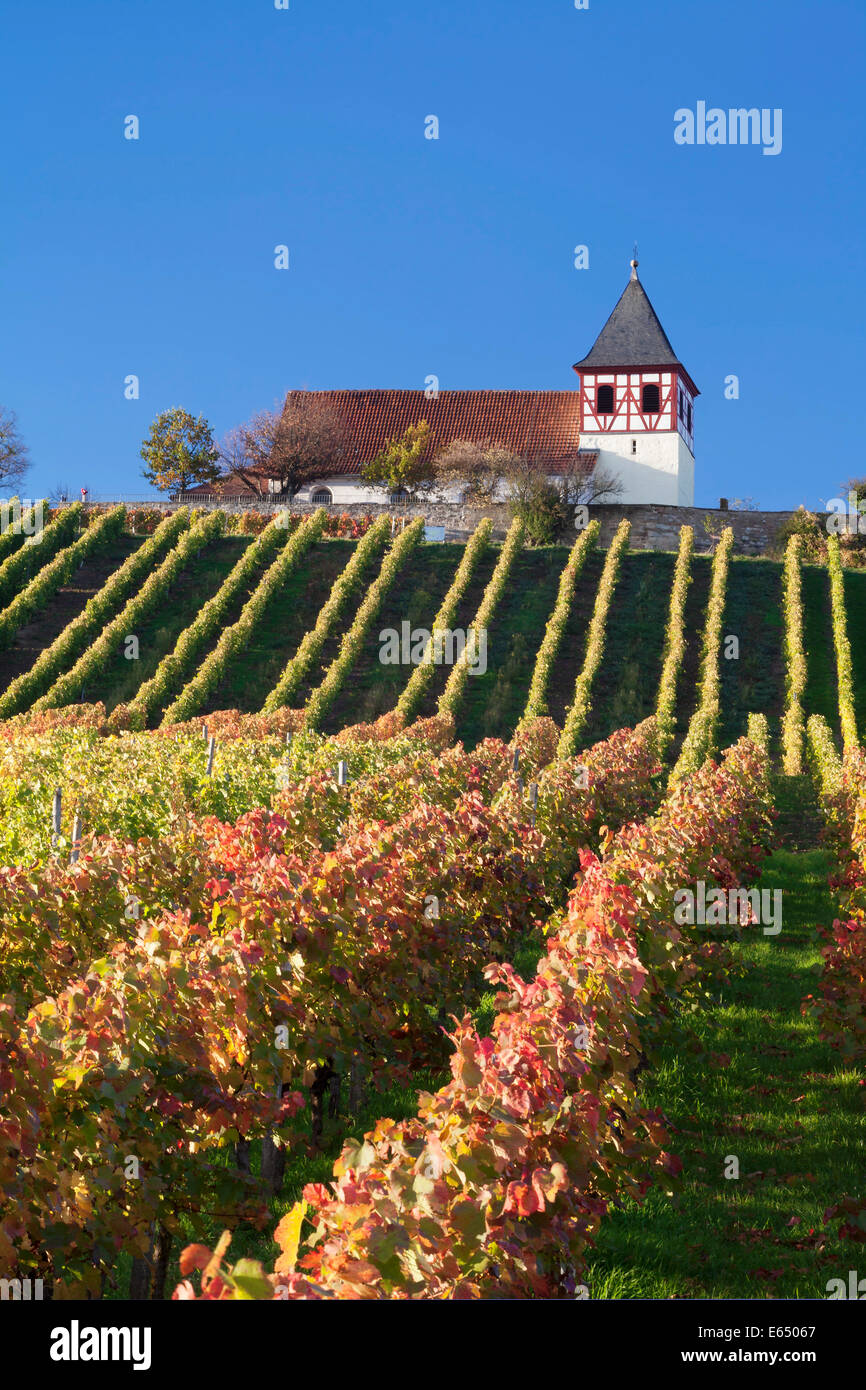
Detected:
left=1, top=525, right=864, bottom=756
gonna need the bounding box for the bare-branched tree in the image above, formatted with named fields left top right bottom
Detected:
left=499, top=454, right=624, bottom=545
left=232, top=395, right=347, bottom=499
left=433, top=439, right=519, bottom=503
left=217, top=424, right=252, bottom=478
left=0, top=407, right=31, bottom=493
left=552, top=458, right=625, bottom=509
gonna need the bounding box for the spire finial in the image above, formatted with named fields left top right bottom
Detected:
left=630, top=243, right=639, bottom=280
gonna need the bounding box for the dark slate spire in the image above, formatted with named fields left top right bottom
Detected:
left=573, top=259, right=687, bottom=376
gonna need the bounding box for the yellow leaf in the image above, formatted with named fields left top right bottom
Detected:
left=274, top=1201, right=307, bottom=1274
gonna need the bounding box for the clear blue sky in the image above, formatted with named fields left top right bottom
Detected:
left=2, top=0, right=863, bottom=509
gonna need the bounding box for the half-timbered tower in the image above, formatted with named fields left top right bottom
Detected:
left=573, top=259, right=698, bottom=505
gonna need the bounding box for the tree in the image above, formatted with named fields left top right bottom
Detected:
left=232, top=395, right=347, bottom=499
left=0, top=407, right=31, bottom=493
left=140, top=408, right=220, bottom=494
left=217, top=424, right=252, bottom=478
left=433, top=438, right=513, bottom=503
left=362, top=421, right=435, bottom=499
left=502, top=456, right=565, bottom=546
left=771, top=507, right=827, bottom=564
left=552, top=458, right=624, bottom=510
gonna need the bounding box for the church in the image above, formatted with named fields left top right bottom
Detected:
left=200, top=260, right=698, bottom=509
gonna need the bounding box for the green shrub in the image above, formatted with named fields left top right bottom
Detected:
left=781, top=534, right=807, bottom=774
left=438, top=516, right=525, bottom=720
left=0, top=498, right=47, bottom=569
left=130, top=513, right=290, bottom=723
left=827, top=534, right=859, bottom=752
left=521, top=521, right=599, bottom=724
left=654, top=526, right=693, bottom=756
left=507, top=477, right=566, bottom=547
left=0, top=509, right=189, bottom=714
left=304, top=518, right=426, bottom=731
left=396, top=518, right=492, bottom=724
left=34, top=511, right=215, bottom=712
left=262, top=515, right=391, bottom=713
left=163, top=510, right=327, bottom=725
left=669, top=527, right=734, bottom=784
left=0, top=502, right=82, bottom=610
left=556, top=519, right=630, bottom=760
left=772, top=507, right=827, bottom=563
left=0, top=505, right=124, bottom=656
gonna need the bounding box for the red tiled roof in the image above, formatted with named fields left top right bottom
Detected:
left=547, top=450, right=597, bottom=477
left=263, top=389, right=589, bottom=477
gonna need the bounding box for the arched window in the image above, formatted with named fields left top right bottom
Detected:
left=311, top=487, right=333, bottom=505
left=642, top=383, right=660, bottom=414
left=596, top=384, right=614, bottom=416
left=389, top=487, right=410, bottom=506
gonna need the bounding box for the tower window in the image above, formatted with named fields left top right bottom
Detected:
left=642, top=383, right=660, bottom=414
left=596, top=384, right=614, bottom=416
left=631, top=440, right=637, bottom=456
left=687, top=402, right=693, bottom=431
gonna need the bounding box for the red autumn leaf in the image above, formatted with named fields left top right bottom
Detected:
left=179, top=1243, right=214, bottom=1276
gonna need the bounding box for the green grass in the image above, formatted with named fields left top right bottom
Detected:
left=718, top=557, right=786, bottom=750
left=843, top=566, right=866, bottom=738
left=203, top=540, right=364, bottom=715
left=582, top=550, right=675, bottom=746
left=587, top=775, right=866, bottom=1300
left=0, top=535, right=145, bottom=694
left=100, top=537, right=251, bottom=712
left=802, top=564, right=839, bottom=738
left=413, top=547, right=499, bottom=720
left=671, top=552, right=713, bottom=748
left=322, top=543, right=466, bottom=732
left=7, top=538, right=866, bottom=744
left=456, top=546, right=569, bottom=746
left=543, top=548, right=606, bottom=729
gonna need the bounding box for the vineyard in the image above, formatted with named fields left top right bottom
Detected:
left=1, top=506, right=866, bottom=1302
left=1, top=505, right=865, bottom=754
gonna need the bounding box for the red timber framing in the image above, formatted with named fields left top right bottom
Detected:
left=580, top=366, right=695, bottom=453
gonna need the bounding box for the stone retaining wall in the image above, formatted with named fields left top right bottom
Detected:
left=88, top=499, right=798, bottom=555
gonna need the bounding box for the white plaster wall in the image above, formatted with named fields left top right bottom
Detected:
left=294, top=476, right=465, bottom=506
left=676, top=435, right=695, bottom=507
left=297, top=443, right=696, bottom=511
left=579, top=431, right=692, bottom=506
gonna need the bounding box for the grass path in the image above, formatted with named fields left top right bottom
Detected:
left=588, top=773, right=866, bottom=1299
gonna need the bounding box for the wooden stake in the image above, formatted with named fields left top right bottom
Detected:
left=51, top=788, right=62, bottom=848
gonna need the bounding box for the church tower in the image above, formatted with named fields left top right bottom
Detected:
left=573, top=259, right=698, bottom=506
